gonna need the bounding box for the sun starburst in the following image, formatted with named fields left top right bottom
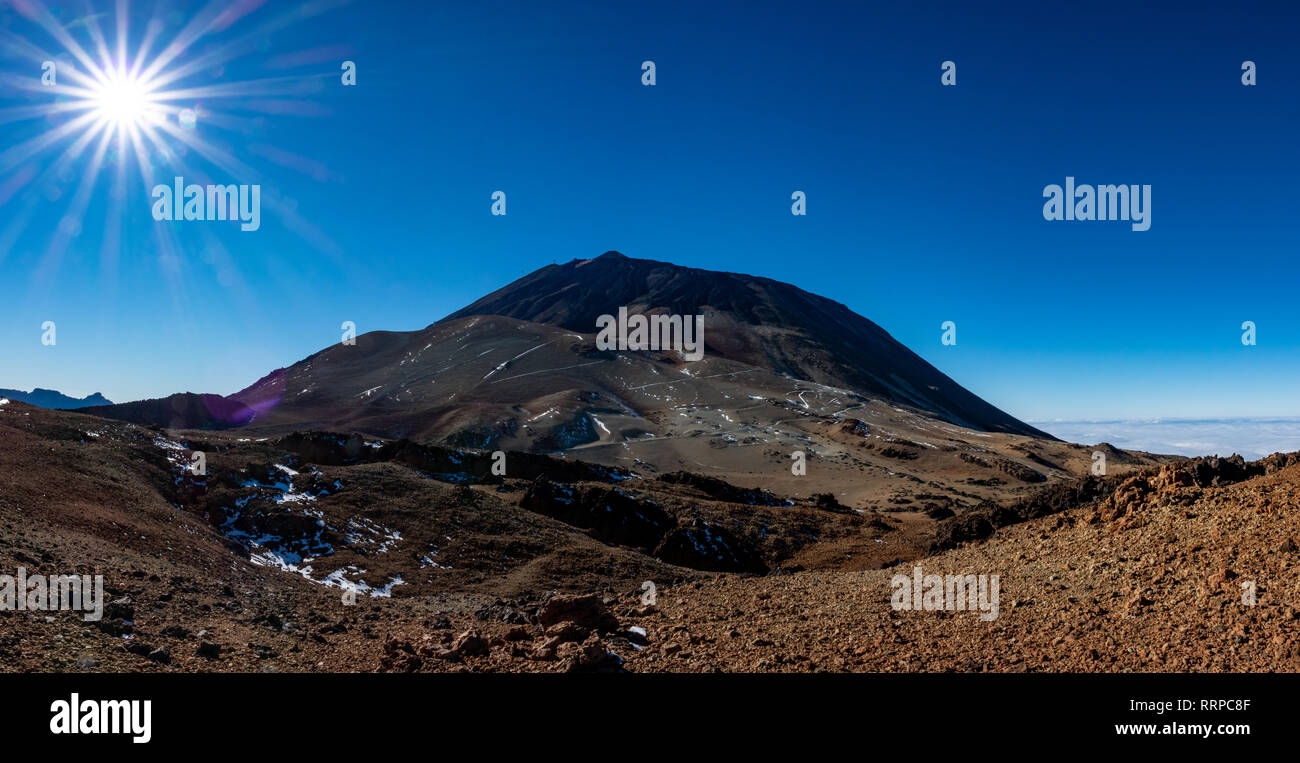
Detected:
left=0, top=0, right=351, bottom=291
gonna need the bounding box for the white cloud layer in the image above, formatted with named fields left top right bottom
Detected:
left=1033, top=418, right=1300, bottom=461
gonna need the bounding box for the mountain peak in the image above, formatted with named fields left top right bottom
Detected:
left=441, top=252, right=1050, bottom=438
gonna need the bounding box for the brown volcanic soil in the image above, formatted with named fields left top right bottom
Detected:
left=6, top=399, right=1286, bottom=673
left=0, top=400, right=689, bottom=672
left=618, top=456, right=1300, bottom=673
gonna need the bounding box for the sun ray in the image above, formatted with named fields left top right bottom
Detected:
left=32, top=120, right=114, bottom=289
left=135, top=0, right=235, bottom=84
left=147, top=73, right=334, bottom=103
left=128, top=13, right=161, bottom=79
left=8, top=114, right=111, bottom=292
left=95, top=130, right=128, bottom=301
left=141, top=0, right=351, bottom=92
left=0, top=28, right=107, bottom=91
left=114, top=0, right=129, bottom=71
left=145, top=118, right=261, bottom=180
left=0, top=110, right=104, bottom=173
left=10, top=0, right=109, bottom=85
left=0, top=100, right=99, bottom=127
left=80, top=3, right=116, bottom=77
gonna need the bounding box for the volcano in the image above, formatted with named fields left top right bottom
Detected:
left=446, top=251, right=1047, bottom=438
left=86, top=251, right=1050, bottom=460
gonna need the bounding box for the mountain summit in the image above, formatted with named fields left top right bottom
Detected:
left=445, top=251, right=1047, bottom=438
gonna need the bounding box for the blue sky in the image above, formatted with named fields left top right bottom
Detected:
left=1, top=0, right=1297, bottom=423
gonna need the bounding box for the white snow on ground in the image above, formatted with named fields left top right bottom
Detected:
left=345, top=517, right=403, bottom=553
left=367, top=575, right=404, bottom=597
left=319, top=567, right=405, bottom=598
left=510, top=343, right=547, bottom=361
left=152, top=439, right=403, bottom=597
left=419, top=548, right=452, bottom=570
left=358, top=386, right=383, bottom=399
left=491, top=360, right=603, bottom=384
left=590, top=414, right=610, bottom=435
left=153, top=437, right=191, bottom=478
left=623, top=368, right=757, bottom=392
left=241, top=470, right=293, bottom=494
left=272, top=488, right=315, bottom=505
left=227, top=477, right=406, bottom=596
left=0, top=398, right=8, bottom=406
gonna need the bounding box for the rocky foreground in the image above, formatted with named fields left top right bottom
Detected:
left=374, top=454, right=1300, bottom=673
left=4, top=391, right=1295, bottom=673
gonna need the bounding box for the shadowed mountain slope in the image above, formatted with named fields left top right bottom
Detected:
left=445, top=251, right=1049, bottom=438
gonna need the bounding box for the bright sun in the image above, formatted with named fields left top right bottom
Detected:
left=92, top=70, right=158, bottom=129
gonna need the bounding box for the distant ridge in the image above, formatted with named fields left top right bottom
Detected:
left=82, top=392, right=255, bottom=430
left=0, top=388, right=112, bottom=410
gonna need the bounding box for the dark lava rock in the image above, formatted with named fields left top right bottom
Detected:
left=657, top=471, right=790, bottom=507
left=104, top=596, right=134, bottom=621
left=536, top=593, right=619, bottom=633
left=653, top=519, right=768, bottom=574
left=474, top=600, right=529, bottom=625
left=95, top=618, right=133, bottom=637
left=522, top=477, right=671, bottom=550
left=123, top=641, right=152, bottom=657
